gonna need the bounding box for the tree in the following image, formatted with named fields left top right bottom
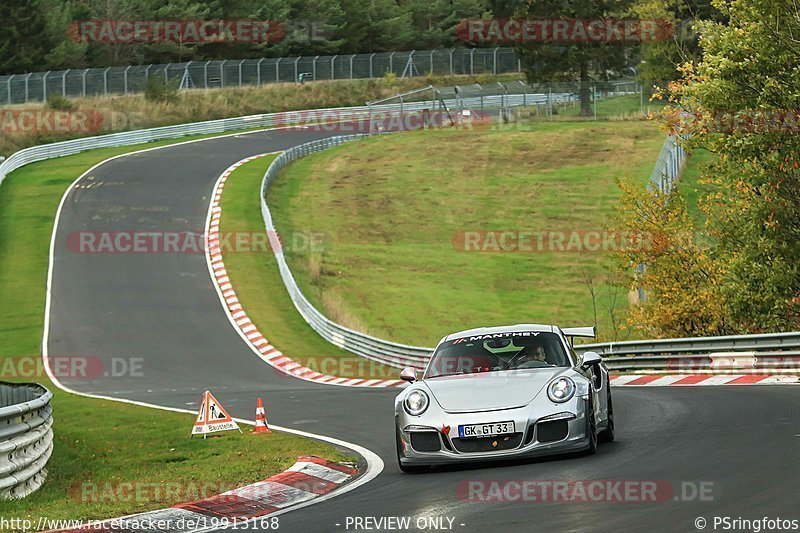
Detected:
left=506, top=0, right=639, bottom=116
left=625, top=0, right=800, bottom=335
left=612, top=177, right=730, bottom=337
left=631, top=0, right=723, bottom=82
left=0, top=0, right=54, bottom=75
left=337, top=0, right=414, bottom=53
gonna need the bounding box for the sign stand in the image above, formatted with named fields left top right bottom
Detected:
left=191, top=390, right=242, bottom=438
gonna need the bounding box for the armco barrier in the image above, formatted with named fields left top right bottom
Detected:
left=260, top=135, right=432, bottom=371
left=0, top=90, right=569, bottom=192
left=0, top=382, right=53, bottom=499
left=259, top=135, right=800, bottom=373
left=2, top=93, right=795, bottom=374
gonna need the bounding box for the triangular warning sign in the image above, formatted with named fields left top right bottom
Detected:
left=192, top=391, right=242, bottom=438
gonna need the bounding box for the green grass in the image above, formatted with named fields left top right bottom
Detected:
left=270, top=121, right=666, bottom=346
left=531, top=93, right=666, bottom=121
left=218, top=159, right=400, bottom=380
left=0, top=133, right=352, bottom=525
left=2, top=395, right=351, bottom=523
left=678, top=148, right=717, bottom=226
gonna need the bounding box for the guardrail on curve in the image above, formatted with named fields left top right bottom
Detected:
left=0, top=382, right=53, bottom=499
left=260, top=135, right=433, bottom=371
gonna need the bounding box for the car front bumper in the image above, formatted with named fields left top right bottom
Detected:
left=397, top=396, right=591, bottom=466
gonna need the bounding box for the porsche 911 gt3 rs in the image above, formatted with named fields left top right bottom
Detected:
left=394, top=324, right=614, bottom=472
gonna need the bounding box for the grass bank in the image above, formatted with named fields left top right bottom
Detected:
left=218, top=158, right=400, bottom=380
left=269, top=121, right=666, bottom=345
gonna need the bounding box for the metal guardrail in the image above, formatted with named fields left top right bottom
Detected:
left=579, top=331, right=800, bottom=356
left=256, top=115, right=797, bottom=374
left=0, top=382, right=53, bottom=499
left=260, top=135, right=433, bottom=371
left=650, top=134, right=687, bottom=193
left=0, top=90, right=567, bottom=191
left=1, top=87, right=793, bottom=376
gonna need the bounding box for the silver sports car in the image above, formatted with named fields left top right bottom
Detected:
left=394, top=324, right=614, bottom=472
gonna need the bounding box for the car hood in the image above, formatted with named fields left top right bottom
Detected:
left=424, top=368, right=569, bottom=412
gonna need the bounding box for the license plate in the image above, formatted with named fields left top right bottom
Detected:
left=458, top=421, right=515, bottom=438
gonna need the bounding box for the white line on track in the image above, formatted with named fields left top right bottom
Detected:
left=40, top=127, right=385, bottom=527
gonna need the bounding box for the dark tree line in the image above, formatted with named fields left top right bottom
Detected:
left=0, top=0, right=491, bottom=75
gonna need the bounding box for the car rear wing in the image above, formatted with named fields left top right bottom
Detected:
left=561, top=326, right=596, bottom=347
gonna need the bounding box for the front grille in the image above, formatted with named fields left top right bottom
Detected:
left=524, top=424, right=536, bottom=445
left=452, top=433, right=523, bottom=453
left=537, top=420, right=569, bottom=443
left=410, top=432, right=441, bottom=452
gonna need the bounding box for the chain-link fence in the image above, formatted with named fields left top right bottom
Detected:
left=0, top=48, right=522, bottom=106
left=405, top=80, right=665, bottom=124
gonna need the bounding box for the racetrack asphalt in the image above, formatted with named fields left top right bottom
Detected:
left=45, top=125, right=800, bottom=532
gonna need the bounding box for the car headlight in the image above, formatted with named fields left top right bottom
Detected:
left=547, top=377, right=576, bottom=403
left=404, top=389, right=429, bottom=416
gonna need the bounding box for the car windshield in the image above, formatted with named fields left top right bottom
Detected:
left=425, top=331, right=570, bottom=379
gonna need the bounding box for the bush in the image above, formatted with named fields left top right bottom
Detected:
left=46, top=94, right=75, bottom=111
left=144, top=76, right=179, bottom=104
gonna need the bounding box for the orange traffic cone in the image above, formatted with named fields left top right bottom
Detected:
left=253, top=397, right=271, bottom=434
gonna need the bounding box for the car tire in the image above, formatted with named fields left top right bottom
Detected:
left=585, top=398, right=598, bottom=455
left=598, top=388, right=615, bottom=443
left=396, top=426, right=429, bottom=473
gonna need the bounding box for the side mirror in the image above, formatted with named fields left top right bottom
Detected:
left=400, top=367, right=418, bottom=383
left=580, top=351, right=602, bottom=369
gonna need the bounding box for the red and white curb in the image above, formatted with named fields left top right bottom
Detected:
left=206, top=156, right=405, bottom=389
left=609, top=373, right=798, bottom=386
left=50, top=457, right=357, bottom=532
left=207, top=157, right=800, bottom=389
